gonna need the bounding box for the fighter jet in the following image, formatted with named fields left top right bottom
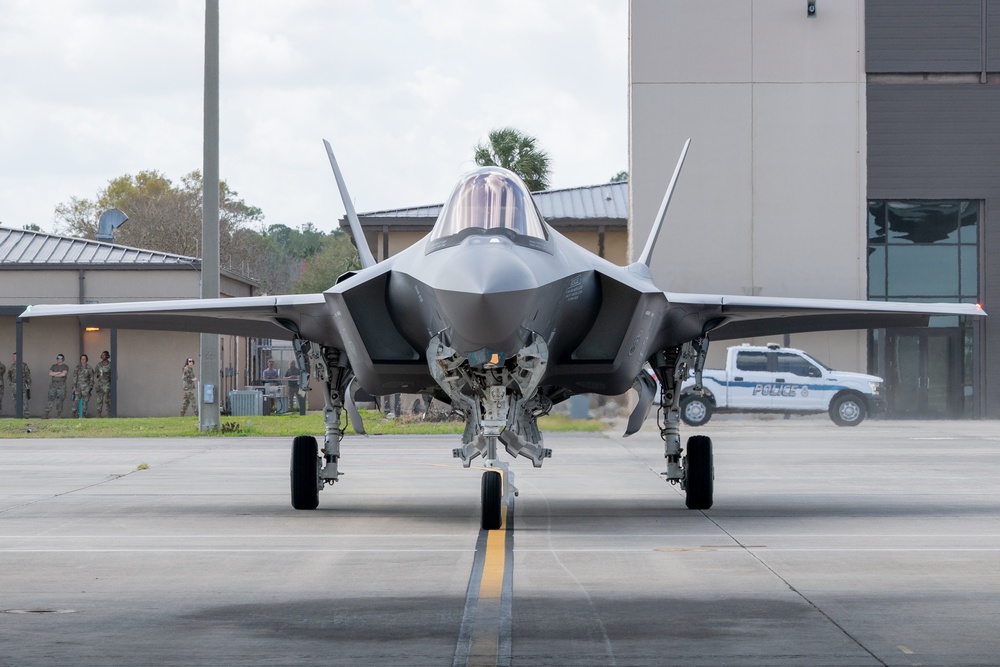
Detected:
left=20, top=140, right=985, bottom=529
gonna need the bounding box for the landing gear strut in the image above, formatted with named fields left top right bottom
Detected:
left=653, top=336, right=714, bottom=510
left=289, top=343, right=352, bottom=510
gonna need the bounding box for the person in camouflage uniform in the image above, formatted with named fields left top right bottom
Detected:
left=72, top=354, right=96, bottom=418
left=94, top=351, right=112, bottom=418
left=180, top=357, right=197, bottom=416
left=7, top=353, right=31, bottom=418
left=0, top=357, right=5, bottom=414
left=44, top=353, right=70, bottom=418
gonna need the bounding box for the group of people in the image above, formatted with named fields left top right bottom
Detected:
left=263, top=358, right=302, bottom=410
left=0, top=351, right=113, bottom=419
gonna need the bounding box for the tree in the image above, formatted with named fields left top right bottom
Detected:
left=474, top=127, right=551, bottom=191
left=293, top=230, right=361, bottom=293
left=610, top=170, right=628, bottom=183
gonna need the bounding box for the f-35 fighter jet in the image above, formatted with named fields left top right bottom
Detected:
left=21, top=140, right=984, bottom=529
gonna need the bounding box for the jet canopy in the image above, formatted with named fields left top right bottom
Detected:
left=428, top=167, right=549, bottom=250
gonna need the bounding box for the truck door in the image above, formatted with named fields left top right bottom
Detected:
left=728, top=349, right=773, bottom=409
left=775, top=351, right=827, bottom=410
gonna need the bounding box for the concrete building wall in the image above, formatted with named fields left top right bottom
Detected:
left=629, top=0, right=869, bottom=372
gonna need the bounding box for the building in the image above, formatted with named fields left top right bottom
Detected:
left=0, top=226, right=257, bottom=417
left=629, top=1, right=994, bottom=418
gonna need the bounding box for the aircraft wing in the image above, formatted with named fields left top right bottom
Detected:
left=663, top=292, right=985, bottom=342
left=19, top=294, right=343, bottom=347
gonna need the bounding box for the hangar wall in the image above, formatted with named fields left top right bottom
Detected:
left=629, top=0, right=868, bottom=371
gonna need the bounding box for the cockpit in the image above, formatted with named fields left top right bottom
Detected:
left=427, top=167, right=550, bottom=252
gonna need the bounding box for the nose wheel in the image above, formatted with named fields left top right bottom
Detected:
left=481, top=470, right=503, bottom=530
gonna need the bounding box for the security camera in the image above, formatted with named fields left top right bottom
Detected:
left=807, top=1, right=817, bottom=17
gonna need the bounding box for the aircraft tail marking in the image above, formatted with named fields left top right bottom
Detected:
left=323, top=139, right=377, bottom=269
left=637, top=138, right=691, bottom=268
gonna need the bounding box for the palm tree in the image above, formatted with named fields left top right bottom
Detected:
left=474, top=128, right=551, bottom=191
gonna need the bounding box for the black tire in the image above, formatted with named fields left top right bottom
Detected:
left=684, top=435, right=714, bottom=510
left=829, top=394, right=866, bottom=427
left=290, top=435, right=320, bottom=510
left=680, top=394, right=713, bottom=426
left=481, top=470, right=503, bottom=530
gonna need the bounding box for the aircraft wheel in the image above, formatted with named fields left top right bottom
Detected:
left=290, top=435, right=320, bottom=510
left=481, top=470, right=503, bottom=530
left=680, top=394, right=713, bottom=426
left=684, top=435, right=714, bottom=510
left=830, top=393, right=866, bottom=427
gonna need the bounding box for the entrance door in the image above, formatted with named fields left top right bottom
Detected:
left=885, top=330, right=964, bottom=418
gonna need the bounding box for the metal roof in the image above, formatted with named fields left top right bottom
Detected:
left=348, top=181, right=629, bottom=230
left=0, top=226, right=199, bottom=267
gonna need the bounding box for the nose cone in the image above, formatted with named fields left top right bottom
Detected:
left=436, top=245, right=539, bottom=354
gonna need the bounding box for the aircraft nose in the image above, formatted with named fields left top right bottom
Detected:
left=437, top=246, right=539, bottom=354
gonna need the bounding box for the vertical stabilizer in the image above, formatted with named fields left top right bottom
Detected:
left=323, top=139, right=377, bottom=269
left=637, top=138, right=691, bottom=268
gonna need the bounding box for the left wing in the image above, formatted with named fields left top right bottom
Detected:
left=662, top=292, right=984, bottom=342
left=20, top=293, right=342, bottom=347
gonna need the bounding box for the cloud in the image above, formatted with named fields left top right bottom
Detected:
left=0, top=0, right=627, bottom=233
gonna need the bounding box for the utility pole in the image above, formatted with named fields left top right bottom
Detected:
left=199, top=0, right=221, bottom=432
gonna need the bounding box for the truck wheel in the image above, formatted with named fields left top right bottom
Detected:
left=680, top=395, right=713, bottom=426
left=830, top=394, right=866, bottom=427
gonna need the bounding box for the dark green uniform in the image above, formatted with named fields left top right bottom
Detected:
left=95, top=358, right=112, bottom=417
left=0, top=360, right=5, bottom=414
left=180, top=362, right=197, bottom=416
left=73, top=362, right=95, bottom=418
left=7, top=360, right=31, bottom=417
left=45, top=361, right=70, bottom=418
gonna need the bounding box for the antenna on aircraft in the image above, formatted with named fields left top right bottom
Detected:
left=323, top=139, right=377, bottom=269
left=637, top=138, right=691, bottom=268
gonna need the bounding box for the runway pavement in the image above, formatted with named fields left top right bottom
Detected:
left=2, top=418, right=1000, bottom=666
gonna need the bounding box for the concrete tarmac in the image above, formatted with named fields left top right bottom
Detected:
left=2, top=418, right=1000, bottom=666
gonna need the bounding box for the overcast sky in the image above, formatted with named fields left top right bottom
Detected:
left=0, top=0, right=628, bottom=235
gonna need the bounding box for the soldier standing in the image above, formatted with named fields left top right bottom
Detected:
left=180, top=357, right=197, bottom=416
left=0, top=356, right=5, bottom=414
left=95, top=351, right=112, bottom=418
left=72, top=354, right=96, bottom=418
left=7, top=353, right=31, bottom=418
left=44, top=353, right=70, bottom=418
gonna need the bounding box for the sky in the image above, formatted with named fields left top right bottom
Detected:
left=0, top=0, right=628, bottom=235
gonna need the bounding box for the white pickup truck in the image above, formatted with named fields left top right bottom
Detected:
left=679, top=343, right=885, bottom=427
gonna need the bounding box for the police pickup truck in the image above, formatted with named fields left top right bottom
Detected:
left=679, top=343, right=885, bottom=427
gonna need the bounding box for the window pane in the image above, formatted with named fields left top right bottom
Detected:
left=887, top=245, right=958, bottom=297
left=777, top=353, right=818, bottom=377
left=735, top=351, right=768, bottom=372
left=960, top=245, right=978, bottom=297
left=886, top=201, right=960, bottom=244
left=868, top=246, right=886, bottom=298
left=959, top=201, right=978, bottom=244
left=868, top=201, right=886, bottom=244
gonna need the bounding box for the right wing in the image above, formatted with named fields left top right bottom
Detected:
left=20, top=293, right=344, bottom=348
left=663, top=292, right=984, bottom=343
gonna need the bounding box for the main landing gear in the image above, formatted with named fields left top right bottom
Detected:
left=289, top=343, right=351, bottom=511
left=652, top=337, right=715, bottom=510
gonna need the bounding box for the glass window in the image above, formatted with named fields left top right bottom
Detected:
left=735, top=351, right=768, bottom=372
left=887, top=245, right=959, bottom=298
left=868, top=246, right=886, bottom=298
left=867, top=199, right=979, bottom=303
left=777, top=353, right=819, bottom=377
